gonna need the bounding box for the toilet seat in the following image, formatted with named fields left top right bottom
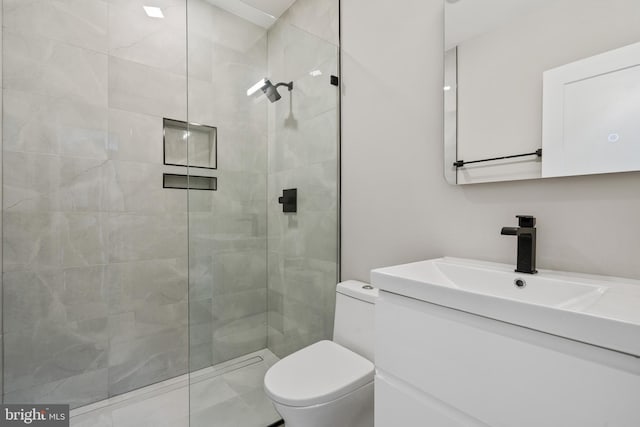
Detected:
left=264, top=340, right=374, bottom=408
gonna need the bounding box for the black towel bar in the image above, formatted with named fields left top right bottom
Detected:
left=454, top=149, right=542, bottom=168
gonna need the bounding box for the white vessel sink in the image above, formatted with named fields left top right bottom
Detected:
left=371, top=257, right=640, bottom=357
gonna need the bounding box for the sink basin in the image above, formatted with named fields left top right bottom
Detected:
left=402, top=259, right=606, bottom=309
left=371, top=257, right=640, bottom=357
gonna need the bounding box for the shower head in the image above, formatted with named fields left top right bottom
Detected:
left=264, top=81, right=282, bottom=103
left=246, top=78, right=293, bottom=103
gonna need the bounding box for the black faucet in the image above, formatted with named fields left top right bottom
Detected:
left=501, top=215, right=537, bottom=274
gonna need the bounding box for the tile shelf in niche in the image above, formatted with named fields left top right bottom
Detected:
left=163, top=118, right=217, bottom=169
left=163, top=174, right=217, bottom=191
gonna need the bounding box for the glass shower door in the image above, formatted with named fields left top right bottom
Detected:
left=186, top=0, right=272, bottom=424
left=2, top=1, right=191, bottom=424
left=264, top=11, right=341, bottom=362
left=0, top=0, right=338, bottom=425
left=186, top=0, right=340, bottom=425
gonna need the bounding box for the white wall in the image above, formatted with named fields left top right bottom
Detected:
left=341, top=0, right=640, bottom=281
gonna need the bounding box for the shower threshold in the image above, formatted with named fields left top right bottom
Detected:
left=70, top=349, right=282, bottom=427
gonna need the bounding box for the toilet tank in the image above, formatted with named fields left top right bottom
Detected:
left=333, top=280, right=378, bottom=361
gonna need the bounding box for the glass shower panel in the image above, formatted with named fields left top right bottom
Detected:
left=187, top=0, right=339, bottom=425
left=0, top=0, right=338, bottom=424
left=1, top=0, right=190, bottom=419
left=265, top=10, right=340, bottom=361
left=105, top=0, right=190, bottom=404
left=186, top=0, right=273, bottom=424
left=186, top=0, right=268, bottom=373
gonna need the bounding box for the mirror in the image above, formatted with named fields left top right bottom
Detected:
left=164, top=118, right=217, bottom=169
left=444, top=0, right=640, bottom=185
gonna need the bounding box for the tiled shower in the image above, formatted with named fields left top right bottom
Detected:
left=0, top=0, right=339, bottom=425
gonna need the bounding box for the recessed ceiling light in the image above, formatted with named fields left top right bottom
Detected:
left=143, top=6, right=164, bottom=18
left=309, top=70, right=323, bottom=77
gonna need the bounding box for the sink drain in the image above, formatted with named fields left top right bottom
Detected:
left=514, top=278, right=527, bottom=288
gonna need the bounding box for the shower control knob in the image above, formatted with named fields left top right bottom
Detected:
left=278, top=189, right=297, bottom=213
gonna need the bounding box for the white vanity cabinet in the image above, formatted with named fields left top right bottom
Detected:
left=374, top=291, right=640, bottom=427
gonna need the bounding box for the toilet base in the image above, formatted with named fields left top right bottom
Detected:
left=271, top=381, right=374, bottom=427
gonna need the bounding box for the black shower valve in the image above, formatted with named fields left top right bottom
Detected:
left=278, top=189, right=297, bottom=213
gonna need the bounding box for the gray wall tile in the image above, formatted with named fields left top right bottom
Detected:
left=107, top=213, right=187, bottom=262
left=108, top=56, right=187, bottom=120
left=1, top=0, right=339, bottom=409
left=107, top=109, right=163, bottom=163
left=3, top=31, right=108, bottom=107
left=3, top=369, right=109, bottom=409
left=3, top=319, right=108, bottom=397
left=108, top=0, right=187, bottom=75
left=3, top=0, right=109, bottom=53
left=3, top=89, right=108, bottom=157
left=1, top=0, right=189, bottom=406
left=108, top=329, right=188, bottom=396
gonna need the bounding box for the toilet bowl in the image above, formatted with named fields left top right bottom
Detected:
left=264, top=281, right=378, bottom=427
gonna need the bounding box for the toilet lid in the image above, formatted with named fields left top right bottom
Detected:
left=264, top=340, right=374, bottom=407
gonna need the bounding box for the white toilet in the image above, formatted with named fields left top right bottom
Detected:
left=264, top=280, right=378, bottom=427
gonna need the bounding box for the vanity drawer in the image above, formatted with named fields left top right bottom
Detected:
left=375, top=291, right=640, bottom=427
left=375, top=373, right=470, bottom=427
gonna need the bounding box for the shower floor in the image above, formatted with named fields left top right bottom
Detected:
left=69, top=349, right=283, bottom=427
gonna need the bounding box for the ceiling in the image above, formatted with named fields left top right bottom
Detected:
left=205, top=0, right=297, bottom=28
left=240, top=0, right=297, bottom=18
left=445, top=0, right=557, bottom=49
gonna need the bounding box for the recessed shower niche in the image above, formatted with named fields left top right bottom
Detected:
left=164, top=118, right=217, bottom=169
